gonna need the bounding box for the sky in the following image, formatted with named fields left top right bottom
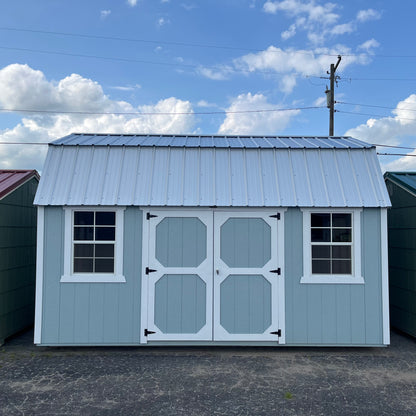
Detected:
left=0, top=0, right=415, bottom=173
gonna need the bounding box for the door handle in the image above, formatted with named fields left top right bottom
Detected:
left=216, top=269, right=219, bottom=275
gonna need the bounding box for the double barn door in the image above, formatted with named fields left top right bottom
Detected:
left=141, top=210, right=284, bottom=343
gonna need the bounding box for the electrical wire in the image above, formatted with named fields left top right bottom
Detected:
left=0, top=105, right=324, bottom=116
left=337, top=110, right=416, bottom=123
left=0, top=27, right=362, bottom=58
left=377, top=152, right=416, bottom=157
left=341, top=77, right=416, bottom=81
left=337, top=101, right=416, bottom=113
left=3, top=26, right=416, bottom=60
left=0, top=45, right=328, bottom=78
left=372, top=143, right=416, bottom=150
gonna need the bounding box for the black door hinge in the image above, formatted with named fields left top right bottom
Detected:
left=270, top=213, right=280, bottom=220
left=144, top=329, right=156, bottom=337
left=146, top=212, right=158, bottom=220
left=270, top=268, right=281, bottom=275
left=145, top=267, right=157, bottom=275
left=270, top=329, right=282, bottom=337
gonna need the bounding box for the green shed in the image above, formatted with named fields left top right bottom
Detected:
left=0, top=170, right=39, bottom=345
left=384, top=172, right=416, bottom=337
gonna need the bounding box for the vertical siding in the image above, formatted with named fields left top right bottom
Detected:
left=41, top=207, right=142, bottom=345
left=285, top=208, right=384, bottom=345
left=0, top=178, right=38, bottom=343
left=387, top=183, right=416, bottom=336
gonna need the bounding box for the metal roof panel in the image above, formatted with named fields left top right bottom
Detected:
left=0, top=170, right=39, bottom=201
left=51, top=134, right=374, bottom=149
left=35, top=135, right=389, bottom=207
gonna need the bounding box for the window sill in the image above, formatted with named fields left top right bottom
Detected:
left=300, top=275, right=364, bottom=284
left=60, top=274, right=126, bottom=283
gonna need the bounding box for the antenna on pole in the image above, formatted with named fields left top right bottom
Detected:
left=325, top=55, right=341, bottom=136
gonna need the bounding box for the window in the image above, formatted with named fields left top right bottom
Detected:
left=301, top=209, right=363, bottom=284
left=73, top=211, right=115, bottom=273
left=311, top=213, right=352, bottom=275
left=61, top=208, right=125, bottom=283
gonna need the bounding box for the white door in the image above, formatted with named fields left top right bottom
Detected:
left=213, top=212, right=283, bottom=341
left=142, top=210, right=213, bottom=341
left=142, top=210, right=284, bottom=343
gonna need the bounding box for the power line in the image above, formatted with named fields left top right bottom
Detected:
left=373, top=143, right=416, bottom=150
left=0, top=45, right=328, bottom=78
left=337, top=110, right=416, bottom=122
left=338, top=101, right=416, bottom=113
left=3, top=26, right=416, bottom=60
left=341, top=77, right=416, bottom=81
left=0, top=27, right=360, bottom=58
left=0, top=141, right=48, bottom=145
left=378, top=152, right=416, bottom=157
left=0, top=105, right=324, bottom=116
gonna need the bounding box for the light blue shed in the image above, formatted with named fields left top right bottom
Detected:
left=34, top=134, right=391, bottom=346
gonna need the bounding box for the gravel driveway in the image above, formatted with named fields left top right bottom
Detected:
left=1, top=329, right=416, bottom=415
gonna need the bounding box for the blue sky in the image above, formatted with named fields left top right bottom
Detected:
left=0, top=0, right=415, bottom=172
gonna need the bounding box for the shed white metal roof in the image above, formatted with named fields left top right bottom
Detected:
left=35, top=134, right=390, bottom=208
left=53, top=133, right=371, bottom=149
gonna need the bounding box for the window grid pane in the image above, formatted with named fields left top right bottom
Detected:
left=311, top=213, right=352, bottom=275
left=73, top=210, right=116, bottom=274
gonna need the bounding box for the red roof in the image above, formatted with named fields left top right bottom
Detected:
left=0, top=170, right=40, bottom=200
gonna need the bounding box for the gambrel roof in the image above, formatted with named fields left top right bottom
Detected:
left=34, top=134, right=390, bottom=207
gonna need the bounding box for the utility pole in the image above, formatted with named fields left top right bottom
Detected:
left=325, top=55, right=342, bottom=136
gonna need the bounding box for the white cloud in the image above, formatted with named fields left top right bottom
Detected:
left=197, top=65, right=233, bottom=81
left=357, top=8, right=381, bottom=22
left=233, top=45, right=369, bottom=92
left=263, top=0, right=339, bottom=24
left=279, top=74, right=297, bottom=94
left=100, top=10, right=111, bottom=19
left=109, top=84, right=142, bottom=91
left=314, top=96, right=327, bottom=106
left=330, top=22, right=355, bottom=35
left=264, top=1, right=381, bottom=46
left=181, top=3, right=196, bottom=11
left=196, top=100, right=217, bottom=108
left=281, top=24, right=296, bottom=40
left=358, top=39, right=380, bottom=53
left=157, top=17, right=169, bottom=27
left=382, top=149, right=416, bottom=172
left=0, top=64, right=196, bottom=171
left=218, top=92, right=300, bottom=135
left=345, top=95, right=416, bottom=149
left=127, top=0, right=138, bottom=6
left=263, top=0, right=341, bottom=45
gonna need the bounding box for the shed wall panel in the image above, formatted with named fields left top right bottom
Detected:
left=387, top=181, right=416, bottom=336
left=285, top=207, right=383, bottom=345
left=40, top=207, right=143, bottom=345
left=0, top=178, right=38, bottom=343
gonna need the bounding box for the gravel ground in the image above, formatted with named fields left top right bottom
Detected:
left=1, top=329, right=416, bottom=415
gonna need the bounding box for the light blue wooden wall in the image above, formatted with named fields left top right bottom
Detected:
left=285, top=208, right=383, bottom=346
left=40, top=207, right=142, bottom=345
left=39, top=207, right=384, bottom=346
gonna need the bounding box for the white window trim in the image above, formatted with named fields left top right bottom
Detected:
left=300, top=208, right=364, bottom=284
left=61, top=207, right=126, bottom=283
